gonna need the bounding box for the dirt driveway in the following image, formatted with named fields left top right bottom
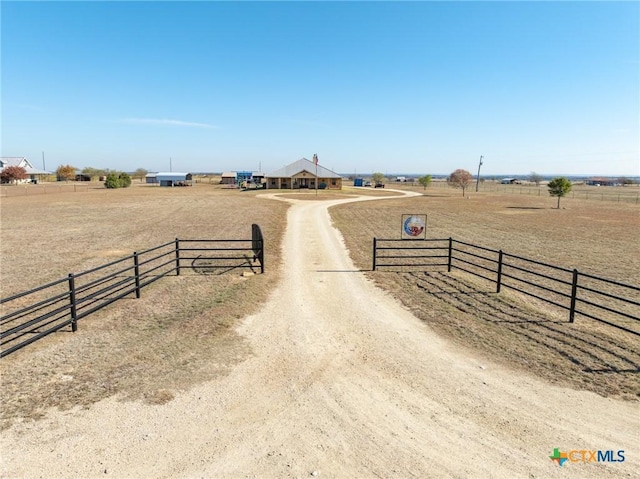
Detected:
left=1, top=191, right=638, bottom=478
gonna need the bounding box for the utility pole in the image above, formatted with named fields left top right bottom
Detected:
left=475, top=155, right=483, bottom=192
left=170, top=157, right=172, bottom=172
left=42, top=151, right=46, bottom=171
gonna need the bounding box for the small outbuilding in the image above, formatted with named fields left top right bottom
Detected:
left=585, top=177, right=619, bottom=187
left=220, top=171, right=265, bottom=186
left=145, top=173, right=158, bottom=184
left=155, top=172, right=193, bottom=187
left=220, top=172, right=237, bottom=185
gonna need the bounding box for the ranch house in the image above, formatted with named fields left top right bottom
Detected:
left=265, top=158, right=342, bottom=190
left=0, top=157, right=52, bottom=184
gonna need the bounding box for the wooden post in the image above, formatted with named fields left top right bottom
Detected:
left=447, top=238, right=453, bottom=272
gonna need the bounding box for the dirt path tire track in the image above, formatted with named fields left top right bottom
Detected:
left=1, top=191, right=638, bottom=479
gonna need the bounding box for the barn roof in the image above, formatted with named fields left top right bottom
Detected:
left=156, top=172, right=191, bottom=178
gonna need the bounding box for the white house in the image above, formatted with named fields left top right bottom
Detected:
left=0, top=157, right=52, bottom=183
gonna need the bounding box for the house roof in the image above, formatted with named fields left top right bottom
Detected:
left=0, top=157, right=52, bottom=175
left=0, top=157, right=30, bottom=168
left=266, top=158, right=341, bottom=179
left=27, top=168, right=53, bottom=175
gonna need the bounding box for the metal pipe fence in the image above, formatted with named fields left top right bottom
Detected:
left=0, top=225, right=264, bottom=358
left=373, top=237, right=639, bottom=336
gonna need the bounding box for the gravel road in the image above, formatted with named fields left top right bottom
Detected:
left=2, top=192, right=638, bottom=479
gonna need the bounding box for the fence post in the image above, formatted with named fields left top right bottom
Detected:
left=133, top=252, right=141, bottom=298
left=252, top=224, right=264, bottom=274
left=259, top=237, right=264, bottom=274
left=372, top=237, right=377, bottom=271
left=447, top=238, right=453, bottom=272
left=496, top=250, right=503, bottom=293
left=175, top=238, right=180, bottom=276
left=68, top=274, right=78, bottom=332
left=569, top=269, right=579, bottom=323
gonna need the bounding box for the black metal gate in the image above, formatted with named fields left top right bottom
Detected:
left=1, top=225, right=266, bottom=358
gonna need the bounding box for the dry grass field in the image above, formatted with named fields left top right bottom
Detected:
left=1, top=181, right=639, bottom=431
left=0, top=183, right=288, bottom=428
left=330, top=185, right=640, bottom=401
left=383, top=179, right=640, bottom=204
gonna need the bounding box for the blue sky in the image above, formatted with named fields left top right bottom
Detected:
left=2, top=1, right=638, bottom=177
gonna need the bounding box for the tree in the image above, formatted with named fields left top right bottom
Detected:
left=119, top=172, right=132, bottom=187
left=133, top=168, right=148, bottom=182
left=418, top=174, right=432, bottom=190
left=0, top=165, right=27, bottom=184
left=104, top=171, right=132, bottom=189
left=447, top=169, right=474, bottom=196
left=104, top=172, right=119, bottom=189
left=547, top=177, right=572, bottom=209
left=56, top=164, right=76, bottom=181
left=371, top=172, right=386, bottom=185
left=529, top=171, right=543, bottom=187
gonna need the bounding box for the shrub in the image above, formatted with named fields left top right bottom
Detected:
left=104, top=171, right=132, bottom=189
left=119, top=172, right=132, bottom=187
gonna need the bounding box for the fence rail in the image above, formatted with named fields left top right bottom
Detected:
left=373, top=237, right=639, bottom=336
left=0, top=225, right=264, bottom=358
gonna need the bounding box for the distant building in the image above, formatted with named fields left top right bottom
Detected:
left=153, top=172, right=193, bottom=187
left=75, top=170, right=92, bottom=181
left=265, top=157, right=342, bottom=190
left=220, top=172, right=236, bottom=185
left=0, top=157, right=52, bottom=183
left=501, top=178, right=521, bottom=184
left=220, top=171, right=265, bottom=186
left=585, top=177, right=620, bottom=186
left=145, top=173, right=158, bottom=184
